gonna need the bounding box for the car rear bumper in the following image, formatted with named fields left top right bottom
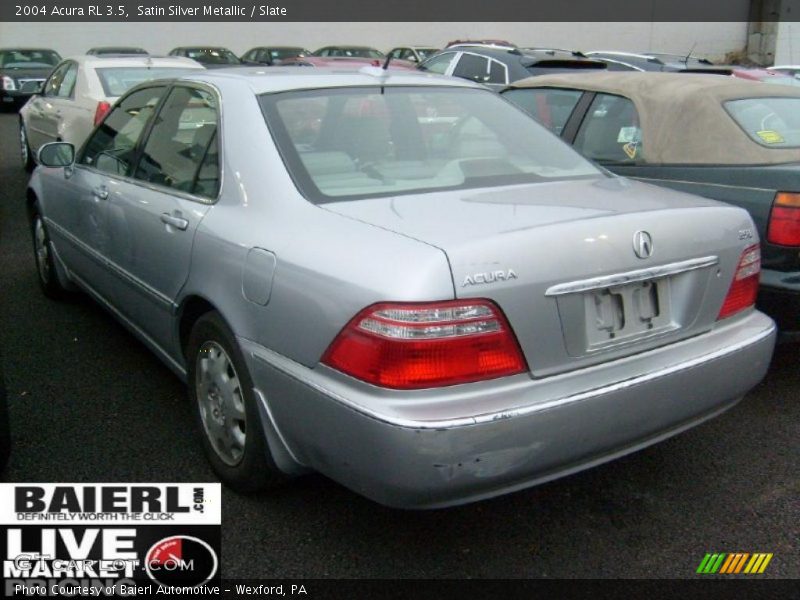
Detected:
left=241, top=310, right=775, bottom=509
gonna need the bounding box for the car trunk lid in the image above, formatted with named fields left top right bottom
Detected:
left=323, top=177, right=757, bottom=376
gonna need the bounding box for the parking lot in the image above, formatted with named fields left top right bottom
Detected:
left=0, top=110, right=797, bottom=579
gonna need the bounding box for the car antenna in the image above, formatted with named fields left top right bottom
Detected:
left=684, top=42, right=697, bottom=64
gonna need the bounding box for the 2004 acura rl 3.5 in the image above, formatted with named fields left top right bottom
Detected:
left=27, top=67, right=775, bottom=508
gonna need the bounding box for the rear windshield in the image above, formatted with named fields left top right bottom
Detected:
left=185, top=49, right=240, bottom=64
left=725, top=97, right=800, bottom=148
left=260, top=86, right=602, bottom=203
left=0, top=50, right=60, bottom=68
left=95, top=67, right=196, bottom=97
left=272, top=48, right=309, bottom=60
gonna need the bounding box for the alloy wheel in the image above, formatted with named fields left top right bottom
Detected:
left=195, top=341, right=247, bottom=466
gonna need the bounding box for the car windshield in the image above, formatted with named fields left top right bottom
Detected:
left=95, top=67, right=198, bottom=97
left=260, top=86, right=602, bottom=203
left=343, top=48, right=383, bottom=58
left=185, top=49, right=240, bottom=64
left=725, top=97, right=800, bottom=148
left=272, top=48, right=308, bottom=60
left=0, top=50, right=60, bottom=68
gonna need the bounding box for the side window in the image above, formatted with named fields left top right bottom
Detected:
left=503, top=88, right=583, bottom=135
left=452, top=53, right=490, bottom=83
left=56, top=63, right=78, bottom=98
left=487, top=60, right=506, bottom=84
left=574, top=93, right=643, bottom=162
left=80, top=86, right=166, bottom=176
left=419, top=52, right=456, bottom=75
left=43, top=62, right=70, bottom=97
left=389, top=49, right=402, bottom=59
left=258, top=49, right=271, bottom=63
left=134, top=86, right=220, bottom=198
left=242, top=50, right=254, bottom=61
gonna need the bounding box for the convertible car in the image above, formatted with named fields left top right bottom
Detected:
left=503, top=72, right=800, bottom=337
left=28, top=67, right=774, bottom=507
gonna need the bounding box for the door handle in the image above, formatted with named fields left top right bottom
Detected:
left=92, top=186, right=109, bottom=200
left=160, top=213, right=189, bottom=231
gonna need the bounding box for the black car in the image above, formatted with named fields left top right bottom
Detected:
left=0, top=48, right=61, bottom=110
left=241, top=46, right=311, bottom=65
left=418, top=46, right=605, bottom=90
left=168, top=46, right=242, bottom=68
left=585, top=51, right=715, bottom=72
left=86, top=46, right=149, bottom=56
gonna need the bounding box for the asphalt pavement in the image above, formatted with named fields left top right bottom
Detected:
left=0, top=112, right=797, bottom=579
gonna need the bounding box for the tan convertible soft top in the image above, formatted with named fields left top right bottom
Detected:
left=510, top=72, right=800, bottom=164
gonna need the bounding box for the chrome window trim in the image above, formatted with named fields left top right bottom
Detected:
left=545, top=256, right=719, bottom=297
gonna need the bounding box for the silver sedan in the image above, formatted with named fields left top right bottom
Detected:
left=27, top=67, right=775, bottom=508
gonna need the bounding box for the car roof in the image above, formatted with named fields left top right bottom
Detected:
left=67, top=55, right=203, bottom=69
left=171, top=66, right=481, bottom=94
left=508, top=71, right=800, bottom=165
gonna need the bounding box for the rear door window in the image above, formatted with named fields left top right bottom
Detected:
left=725, top=97, right=800, bottom=148
left=573, top=93, right=643, bottom=162
left=503, top=88, right=583, bottom=135
left=134, top=86, right=220, bottom=199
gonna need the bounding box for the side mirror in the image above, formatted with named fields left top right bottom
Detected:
left=38, top=142, right=75, bottom=168
left=20, top=80, right=44, bottom=94
left=408, top=56, right=418, bottom=62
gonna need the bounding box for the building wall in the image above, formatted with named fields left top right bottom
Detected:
left=774, top=21, right=799, bottom=65
left=0, top=21, right=748, bottom=61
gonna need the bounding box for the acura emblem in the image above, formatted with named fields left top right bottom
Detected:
left=633, top=230, right=653, bottom=259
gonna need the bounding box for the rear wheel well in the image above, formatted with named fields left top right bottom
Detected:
left=179, top=296, right=217, bottom=358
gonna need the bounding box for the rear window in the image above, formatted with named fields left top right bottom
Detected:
left=0, top=50, right=60, bottom=68
left=185, top=49, right=240, bottom=64
left=725, top=97, right=800, bottom=148
left=260, top=86, right=601, bottom=203
left=95, top=67, right=197, bottom=97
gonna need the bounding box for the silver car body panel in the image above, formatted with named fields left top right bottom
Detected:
left=28, top=68, right=776, bottom=507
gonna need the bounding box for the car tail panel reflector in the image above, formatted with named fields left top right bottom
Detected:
left=767, top=192, right=800, bottom=246
left=321, top=300, right=528, bottom=389
left=717, top=245, right=760, bottom=320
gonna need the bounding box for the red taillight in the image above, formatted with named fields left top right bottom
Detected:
left=93, top=101, right=111, bottom=126
left=767, top=192, right=800, bottom=246
left=321, top=299, right=528, bottom=389
left=717, top=244, right=761, bottom=320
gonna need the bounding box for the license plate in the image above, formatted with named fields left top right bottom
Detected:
left=583, top=278, right=675, bottom=350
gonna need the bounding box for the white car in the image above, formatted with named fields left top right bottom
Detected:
left=19, top=55, right=203, bottom=170
left=768, top=65, right=800, bottom=77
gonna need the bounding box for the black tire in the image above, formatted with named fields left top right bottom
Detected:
left=19, top=119, right=35, bottom=172
left=30, top=209, right=68, bottom=299
left=187, top=311, right=285, bottom=492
